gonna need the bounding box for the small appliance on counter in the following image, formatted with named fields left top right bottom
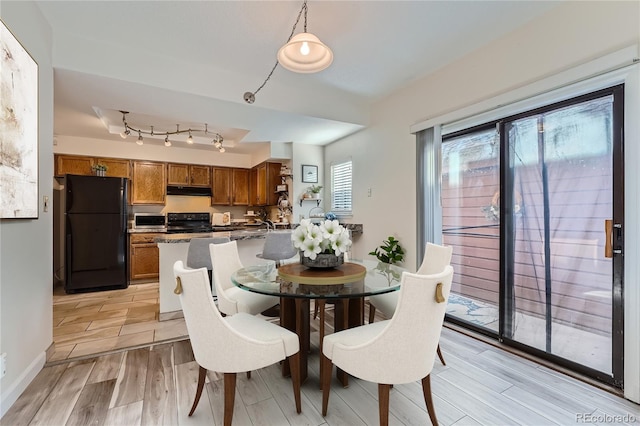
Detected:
left=133, top=213, right=166, bottom=231
left=212, top=212, right=231, bottom=226
left=166, top=212, right=213, bottom=233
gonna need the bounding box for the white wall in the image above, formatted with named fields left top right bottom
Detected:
left=325, top=0, right=640, bottom=401
left=0, top=1, right=54, bottom=416
left=291, top=143, right=324, bottom=222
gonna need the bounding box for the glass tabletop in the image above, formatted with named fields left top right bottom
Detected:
left=231, top=259, right=405, bottom=299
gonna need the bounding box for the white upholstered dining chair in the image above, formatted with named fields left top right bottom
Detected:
left=210, top=240, right=279, bottom=316
left=173, top=261, right=301, bottom=426
left=321, top=266, right=454, bottom=426
left=368, top=242, right=453, bottom=365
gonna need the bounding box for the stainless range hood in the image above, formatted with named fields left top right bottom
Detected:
left=166, top=186, right=212, bottom=197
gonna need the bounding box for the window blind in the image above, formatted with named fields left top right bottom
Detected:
left=331, top=160, right=352, bottom=214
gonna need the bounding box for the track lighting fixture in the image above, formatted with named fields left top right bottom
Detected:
left=243, top=0, right=332, bottom=104
left=119, top=111, right=225, bottom=153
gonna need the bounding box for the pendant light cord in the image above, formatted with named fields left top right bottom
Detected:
left=244, top=0, right=308, bottom=103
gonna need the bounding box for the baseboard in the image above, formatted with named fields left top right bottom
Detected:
left=45, top=342, right=55, bottom=362
left=0, top=351, right=46, bottom=418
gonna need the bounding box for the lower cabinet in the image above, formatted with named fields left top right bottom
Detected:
left=130, top=233, right=161, bottom=281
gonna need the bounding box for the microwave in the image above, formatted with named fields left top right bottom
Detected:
left=133, top=213, right=166, bottom=230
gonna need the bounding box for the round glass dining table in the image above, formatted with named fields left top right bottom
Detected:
left=231, top=259, right=406, bottom=385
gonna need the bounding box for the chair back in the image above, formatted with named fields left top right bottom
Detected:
left=174, top=261, right=289, bottom=372
left=210, top=240, right=244, bottom=314
left=186, top=237, right=230, bottom=270
left=334, top=266, right=454, bottom=384
left=260, top=231, right=297, bottom=261
left=417, top=242, right=453, bottom=275
left=173, top=261, right=233, bottom=371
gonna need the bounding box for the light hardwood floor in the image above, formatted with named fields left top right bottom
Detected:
left=52, top=282, right=187, bottom=361
left=9, top=305, right=640, bottom=425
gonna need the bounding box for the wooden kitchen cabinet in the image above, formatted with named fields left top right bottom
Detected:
left=167, top=163, right=211, bottom=187
left=211, top=167, right=249, bottom=205
left=55, top=155, right=130, bottom=178
left=132, top=161, right=166, bottom=204
left=129, top=233, right=160, bottom=281
left=55, top=155, right=94, bottom=176
left=232, top=168, right=250, bottom=205
left=97, top=158, right=131, bottom=178
left=252, top=162, right=281, bottom=206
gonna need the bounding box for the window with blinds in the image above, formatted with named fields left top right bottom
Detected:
left=331, top=160, right=352, bottom=214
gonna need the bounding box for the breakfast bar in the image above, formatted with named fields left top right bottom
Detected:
left=155, top=229, right=272, bottom=319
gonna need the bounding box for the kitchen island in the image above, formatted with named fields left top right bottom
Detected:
left=155, top=229, right=274, bottom=319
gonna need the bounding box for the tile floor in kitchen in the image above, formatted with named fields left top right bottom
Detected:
left=51, top=282, right=188, bottom=361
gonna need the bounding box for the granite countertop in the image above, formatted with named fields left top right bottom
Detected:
left=155, top=229, right=270, bottom=243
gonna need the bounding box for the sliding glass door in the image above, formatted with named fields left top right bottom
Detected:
left=441, top=86, right=624, bottom=385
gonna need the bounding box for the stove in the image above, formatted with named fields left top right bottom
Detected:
left=166, top=212, right=213, bottom=234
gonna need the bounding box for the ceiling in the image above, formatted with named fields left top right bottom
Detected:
left=36, top=1, right=561, bottom=155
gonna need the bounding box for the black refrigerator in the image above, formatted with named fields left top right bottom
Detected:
left=65, top=174, right=129, bottom=293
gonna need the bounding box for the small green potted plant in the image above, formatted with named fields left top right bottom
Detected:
left=308, top=185, right=323, bottom=199
left=92, top=163, right=108, bottom=177
left=369, top=236, right=405, bottom=265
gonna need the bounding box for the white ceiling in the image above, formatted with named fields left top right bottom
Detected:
left=36, top=0, right=561, bottom=155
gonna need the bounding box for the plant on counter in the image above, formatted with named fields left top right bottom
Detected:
left=369, top=236, right=405, bottom=265
left=292, top=218, right=351, bottom=260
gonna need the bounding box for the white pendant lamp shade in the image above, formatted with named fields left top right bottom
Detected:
left=277, top=32, right=333, bottom=73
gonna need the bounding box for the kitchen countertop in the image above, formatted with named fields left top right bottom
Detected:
left=131, top=223, right=362, bottom=236
left=154, top=229, right=270, bottom=243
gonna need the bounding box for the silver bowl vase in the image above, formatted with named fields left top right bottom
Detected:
left=300, top=252, right=344, bottom=268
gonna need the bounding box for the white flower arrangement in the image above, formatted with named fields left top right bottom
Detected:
left=292, top=219, right=352, bottom=260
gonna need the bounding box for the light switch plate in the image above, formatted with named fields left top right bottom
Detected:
left=43, top=196, right=49, bottom=212
left=1, top=353, right=6, bottom=378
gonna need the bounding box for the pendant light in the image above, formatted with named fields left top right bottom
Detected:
left=277, top=32, right=332, bottom=73
left=244, top=0, right=332, bottom=103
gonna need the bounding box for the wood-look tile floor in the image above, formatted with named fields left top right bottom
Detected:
left=11, top=303, right=639, bottom=425
left=52, top=282, right=187, bottom=361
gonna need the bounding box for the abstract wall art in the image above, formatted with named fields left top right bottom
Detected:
left=1, top=20, right=38, bottom=219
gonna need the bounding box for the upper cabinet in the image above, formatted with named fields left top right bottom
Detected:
left=55, top=155, right=130, bottom=178
left=211, top=167, right=249, bottom=206
left=251, top=162, right=281, bottom=206
left=55, top=155, right=94, bottom=177
left=132, top=161, right=166, bottom=204
left=97, top=158, right=131, bottom=178
left=167, top=163, right=211, bottom=187
left=232, top=168, right=250, bottom=205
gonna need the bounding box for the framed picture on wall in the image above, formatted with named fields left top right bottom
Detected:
left=301, top=164, right=318, bottom=183
left=1, top=20, right=39, bottom=219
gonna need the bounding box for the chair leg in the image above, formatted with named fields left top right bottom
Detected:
left=436, top=344, right=446, bottom=366
left=321, top=354, right=333, bottom=416
left=246, top=371, right=251, bottom=379
left=378, top=383, right=391, bottom=426
left=313, top=300, right=319, bottom=319
left=223, top=373, right=237, bottom=426
left=368, top=304, right=376, bottom=324
left=288, top=352, right=302, bottom=413
left=421, top=374, right=438, bottom=426
left=188, top=366, right=207, bottom=416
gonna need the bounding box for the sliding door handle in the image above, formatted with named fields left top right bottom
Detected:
left=605, top=220, right=613, bottom=258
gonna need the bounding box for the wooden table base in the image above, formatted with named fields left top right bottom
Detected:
left=281, top=296, right=364, bottom=388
